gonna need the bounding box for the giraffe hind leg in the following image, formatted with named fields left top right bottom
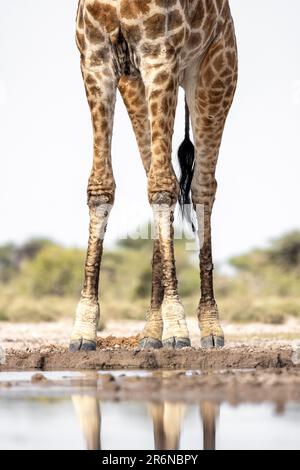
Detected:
left=184, top=19, right=238, bottom=349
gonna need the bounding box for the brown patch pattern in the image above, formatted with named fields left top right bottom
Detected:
left=71, top=0, right=238, bottom=351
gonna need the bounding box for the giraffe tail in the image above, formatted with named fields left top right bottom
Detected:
left=178, top=97, right=195, bottom=231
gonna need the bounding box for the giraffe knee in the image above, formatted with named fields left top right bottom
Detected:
left=191, top=178, right=218, bottom=206
left=149, top=191, right=176, bottom=206
left=88, top=193, right=114, bottom=209
left=87, top=176, right=116, bottom=206
left=148, top=168, right=179, bottom=206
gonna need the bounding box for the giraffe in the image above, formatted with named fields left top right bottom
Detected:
left=70, top=0, right=238, bottom=352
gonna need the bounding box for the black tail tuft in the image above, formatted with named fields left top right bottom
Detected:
left=178, top=98, right=195, bottom=232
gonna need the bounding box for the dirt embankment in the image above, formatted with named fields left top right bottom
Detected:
left=1, top=320, right=300, bottom=372
left=0, top=340, right=298, bottom=371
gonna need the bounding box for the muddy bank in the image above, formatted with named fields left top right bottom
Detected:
left=0, top=342, right=298, bottom=371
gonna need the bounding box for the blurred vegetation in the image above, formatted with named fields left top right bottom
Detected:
left=0, top=230, right=299, bottom=324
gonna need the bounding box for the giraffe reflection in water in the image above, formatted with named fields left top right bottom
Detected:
left=200, top=401, right=219, bottom=451
left=148, top=402, right=186, bottom=450
left=72, top=392, right=219, bottom=450
left=72, top=395, right=101, bottom=450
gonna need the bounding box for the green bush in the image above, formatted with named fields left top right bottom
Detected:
left=19, top=245, right=85, bottom=297
left=268, top=231, right=300, bottom=270
left=0, top=243, right=18, bottom=283
left=0, top=231, right=299, bottom=324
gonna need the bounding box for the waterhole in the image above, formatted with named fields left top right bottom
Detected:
left=0, top=370, right=299, bottom=450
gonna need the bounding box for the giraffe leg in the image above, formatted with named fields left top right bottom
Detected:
left=119, top=76, right=163, bottom=348
left=70, top=58, right=117, bottom=352
left=184, top=19, right=238, bottom=349
left=140, top=239, right=164, bottom=348
left=140, top=57, right=190, bottom=349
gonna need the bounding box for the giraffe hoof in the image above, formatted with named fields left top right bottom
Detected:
left=69, top=340, right=82, bottom=352
left=163, top=337, right=191, bottom=349
left=69, top=339, right=96, bottom=352
left=201, top=335, right=225, bottom=349
left=175, top=337, right=191, bottom=349
left=139, top=337, right=163, bottom=349
left=163, top=337, right=176, bottom=349
left=81, top=340, right=97, bottom=351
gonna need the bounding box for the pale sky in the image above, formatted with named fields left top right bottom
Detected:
left=0, top=1, right=299, bottom=263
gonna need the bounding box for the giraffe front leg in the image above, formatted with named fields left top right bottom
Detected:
left=140, top=57, right=190, bottom=349
left=119, top=76, right=163, bottom=349
left=139, top=239, right=164, bottom=349
left=152, top=194, right=190, bottom=349
left=70, top=195, right=113, bottom=352
left=70, top=57, right=117, bottom=352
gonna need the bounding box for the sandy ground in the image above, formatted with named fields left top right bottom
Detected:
left=1, top=318, right=300, bottom=351
left=0, top=319, right=300, bottom=371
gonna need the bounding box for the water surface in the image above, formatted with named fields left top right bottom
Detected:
left=0, top=371, right=299, bottom=450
